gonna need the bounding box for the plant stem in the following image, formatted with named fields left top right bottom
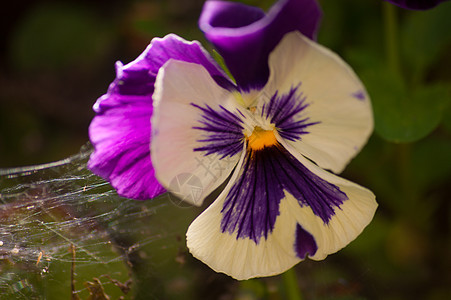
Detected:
left=283, top=268, right=303, bottom=300
left=383, top=2, right=401, bottom=76
left=383, top=3, right=414, bottom=205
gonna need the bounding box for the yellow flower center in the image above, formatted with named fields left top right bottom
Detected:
left=247, top=126, right=277, bottom=151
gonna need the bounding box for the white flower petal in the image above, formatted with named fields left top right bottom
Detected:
left=152, top=60, right=241, bottom=206
left=187, top=137, right=377, bottom=280
left=263, top=31, right=373, bottom=173
left=186, top=151, right=302, bottom=280
left=278, top=138, right=378, bottom=260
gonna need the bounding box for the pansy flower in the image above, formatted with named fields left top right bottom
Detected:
left=88, top=0, right=320, bottom=200
left=88, top=0, right=377, bottom=280
left=385, top=0, right=449, bottom=10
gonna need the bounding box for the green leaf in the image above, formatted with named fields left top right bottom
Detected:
left=412, top=137, right=451, bottom=191
left=362, top=69, right=449, bottom=143
left=211, top=49, right=236, bottom=84
left=401, top=1, right=451, bottom=80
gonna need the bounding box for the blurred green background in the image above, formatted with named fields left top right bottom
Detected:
left=0, top=0, right=450, bottom=299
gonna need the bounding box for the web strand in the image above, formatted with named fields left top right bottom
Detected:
left=0, top=143, right=190, bottom=299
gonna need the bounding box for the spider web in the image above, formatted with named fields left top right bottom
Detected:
left=0, top=144, right=198, bottom=299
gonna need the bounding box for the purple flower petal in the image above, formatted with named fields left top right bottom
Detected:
left=385, top=0, right=449, bottom=10
left=88, top=34, right=230, bottom=200
left=199, top=0, right=322, bottom=90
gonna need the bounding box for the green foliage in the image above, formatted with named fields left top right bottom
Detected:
left=401, top=2, right=451, bottom=81
left=343, top=0, right=451, bottom=143
left=363, top=69, right=449, bottom=142
left=442, top=100, right=451, bottom=133
left=10, top=3, right=113, bottom=72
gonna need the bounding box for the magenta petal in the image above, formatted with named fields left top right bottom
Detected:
left=385, top=0, right=448, bottom=10
left=199, top=0, right=322, bottom=90
left=88, top=88, right=165, bottom=200
left=88, top=34, right=229, bottom=200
